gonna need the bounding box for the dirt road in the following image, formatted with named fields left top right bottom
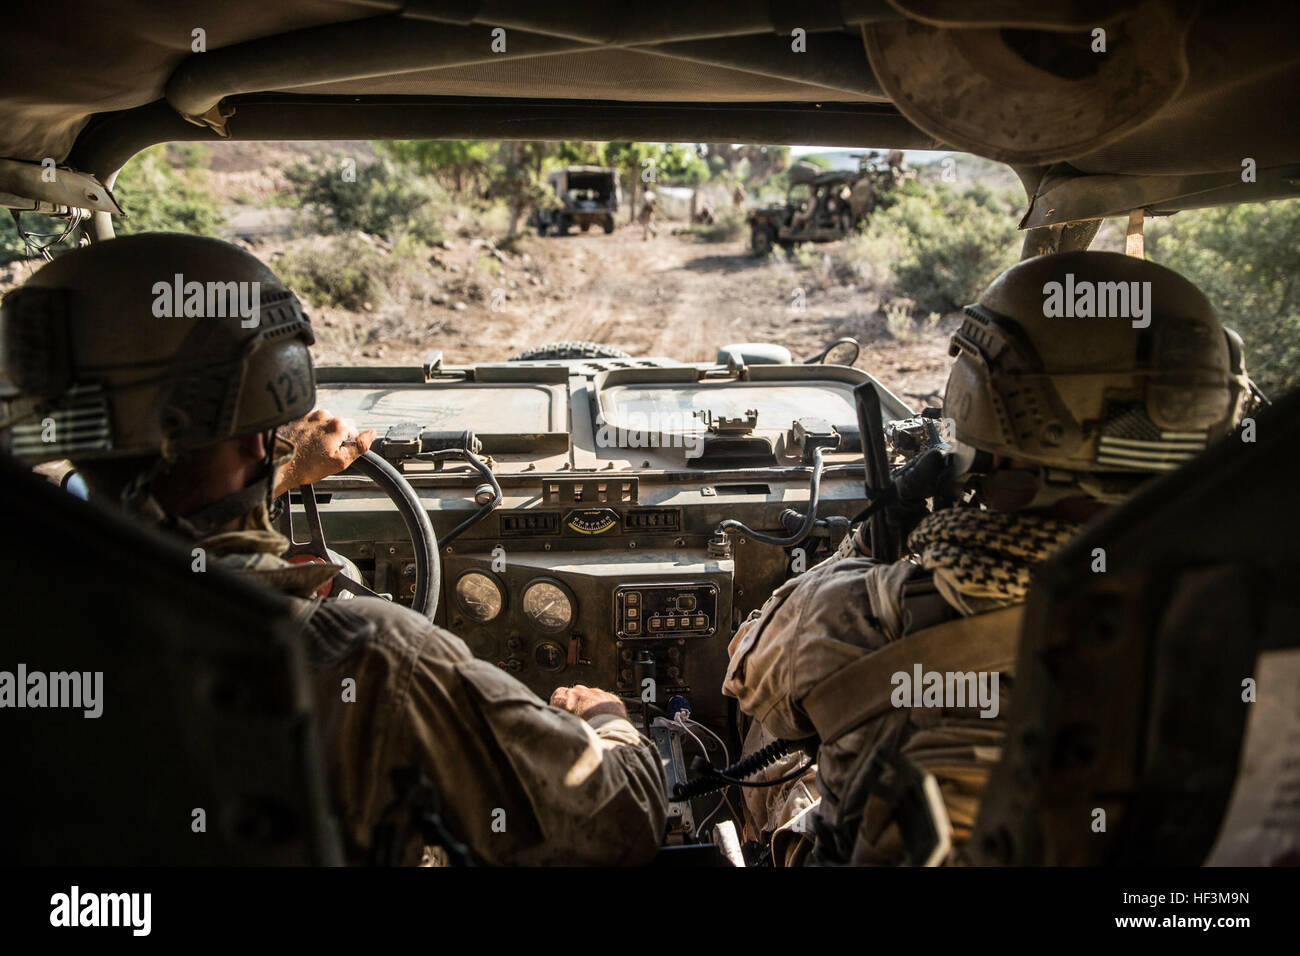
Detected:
left=0, top=219, right=956, bottom=407
left=312, top=225, right=956, bottom=406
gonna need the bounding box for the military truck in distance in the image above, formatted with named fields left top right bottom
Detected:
left=747, top=155, right=908, bottom=255
left=532, top=165, right=620, bottom=235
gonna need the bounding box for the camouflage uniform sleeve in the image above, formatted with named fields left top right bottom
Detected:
left=310, top=595, right=666, bottom=865
left=723, top=547, right=916, bottom=741
left=417, top=654, right=668, bottom=865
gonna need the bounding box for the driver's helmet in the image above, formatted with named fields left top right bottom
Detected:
left=1, top=233, right=316, bottom=525
left=943, top=250, right=1253, bottom=504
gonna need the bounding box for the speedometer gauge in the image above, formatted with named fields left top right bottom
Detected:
left=522, top=579, right=575, bottom=633
left=454, top=571, right=505, bottom=623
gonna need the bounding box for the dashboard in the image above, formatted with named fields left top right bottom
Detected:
left=303, top=356, right=911, bottom=778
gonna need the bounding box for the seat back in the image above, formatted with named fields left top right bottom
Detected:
left=972, top=388, right=1300, bottom=865
left=0, top=453, right=342, bottom=864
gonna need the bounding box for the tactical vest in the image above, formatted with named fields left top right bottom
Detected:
left=802, top=573, right=1025, bottom=866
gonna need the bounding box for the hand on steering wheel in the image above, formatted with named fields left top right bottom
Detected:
left=274, top=409, right=375, bottom=497
left=276, top=451, right=440, bottom=620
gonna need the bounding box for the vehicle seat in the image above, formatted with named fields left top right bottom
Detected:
left=971, top=387, right=1300, bottom=865
left=0, top=453, right=342, bottom=864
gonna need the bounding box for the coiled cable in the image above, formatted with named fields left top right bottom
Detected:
left=671, top=736, right=814, bottom=800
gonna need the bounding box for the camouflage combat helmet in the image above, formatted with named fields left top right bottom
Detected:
left=943, top=250, right=1252, bottom=505
left=1, top=233, right=316, bottom=529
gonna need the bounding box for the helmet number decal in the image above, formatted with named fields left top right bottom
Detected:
left=265, top=371, right=301, bottom=414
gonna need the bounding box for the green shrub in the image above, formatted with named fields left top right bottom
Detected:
left=682, top=206, right=746, bottom=242
left=794, top=244, right=825, bottom=269
left=272, top=235, right=405, bottom=311
left=1, top=144, right=223, bottom=262
left=1147, top=199, right=1300, bottom=396
left=0, top=212, right=76, bottom=263
left=883, top=299, right=943, bottom=341
left=283, top=157, right=447, bottom=244
left=831, top=227, right=907, bottom=289
left=113, top=144, right=225, bottom=237
left=867, top=187, right=1020, bottom=313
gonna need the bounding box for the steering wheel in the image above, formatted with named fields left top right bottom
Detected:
left=276, top=450, right=440, bottom=620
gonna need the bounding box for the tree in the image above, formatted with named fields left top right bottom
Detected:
left=487, top=141, right=556, bottom=238
left=109, top=144, right=226, bottom=240
left=654, top=144, right=709, bottom=186
left=701, top=143, right=791, bottom=186
left=1147, top=198, right=1300, bottom=395
left=380, top=140, right=491, bottom=194
left=554, top=141, right=605, bottom=166
left=604, top=142, right=656, bottom=223
left=282, top=156, right=445, bottom=244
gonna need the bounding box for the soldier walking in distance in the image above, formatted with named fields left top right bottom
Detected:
left=638, top=190, right=659, bottom=240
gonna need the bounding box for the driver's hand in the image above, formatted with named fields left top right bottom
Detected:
left=549, top=685, right=628, bottom=722
left=274, top=408, right=375, bottom=496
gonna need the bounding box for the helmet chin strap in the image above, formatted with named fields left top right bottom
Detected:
left=122, top=429, right=295, bottom=540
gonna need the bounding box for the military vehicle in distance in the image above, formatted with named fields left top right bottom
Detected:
left=747, top=153, right=910, bottom=255
left=532, top=165, right=620, bottom=235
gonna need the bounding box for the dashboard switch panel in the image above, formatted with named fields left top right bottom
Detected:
left=614, top=582, right=718, bottom=639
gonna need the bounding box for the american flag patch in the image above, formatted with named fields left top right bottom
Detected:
left=9, top=384, right=112, bottom=461
left=1095, top=404, right=1206, bottom=471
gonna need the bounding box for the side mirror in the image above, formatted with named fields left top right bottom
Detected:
left=803, top=337, right=860, bottom=366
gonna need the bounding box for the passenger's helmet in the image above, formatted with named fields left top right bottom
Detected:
left=943, top=250, right=1251, bottom=503
left=1, top=233, right=315, bottom=464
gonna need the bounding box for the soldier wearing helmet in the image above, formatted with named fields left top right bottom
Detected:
left=638, top=190, right=659, bottom=240
left=721, top=250, right=1256, bottom=866
left=0, top=233, right=667, bottom=865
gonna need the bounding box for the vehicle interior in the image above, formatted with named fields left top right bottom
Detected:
left=2, top=0, right=1298, bottom=867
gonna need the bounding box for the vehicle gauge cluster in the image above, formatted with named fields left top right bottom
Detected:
left=439, top=551, right=731, bottom=710
left=453, top=571, right=577, bottom=633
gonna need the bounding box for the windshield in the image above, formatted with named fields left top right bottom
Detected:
left=601, top=381, right=861, bottom=435
left=316, top=382, right=564, bottom=436
left=4, top=141, right=1296, bottom=402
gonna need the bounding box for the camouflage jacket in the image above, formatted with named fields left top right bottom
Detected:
left=204, top=528, right=669, bottom=866
left=723, top=532, right=1012, bottom=865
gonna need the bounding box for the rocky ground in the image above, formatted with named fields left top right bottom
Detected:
left=1, top=136, right=961, bottom=407
left=290, top=224, right=958, bottom=407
